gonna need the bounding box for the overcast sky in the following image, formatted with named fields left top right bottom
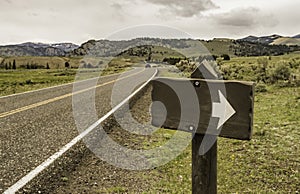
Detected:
left=0, top=0, right=299, bottom=45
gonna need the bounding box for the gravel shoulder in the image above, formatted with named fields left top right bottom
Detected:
left=47, top=85, right=159, bottom=194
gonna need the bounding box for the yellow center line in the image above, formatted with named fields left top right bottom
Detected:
left=0, top=69, right=145, bottom=118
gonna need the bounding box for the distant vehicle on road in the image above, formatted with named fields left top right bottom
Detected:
left=145, top=63, right=151, bottom=68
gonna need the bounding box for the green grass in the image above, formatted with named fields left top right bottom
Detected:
left=0, top=67, right=128, bottom=96
left=0, top=55, right=129, bottom=96
left=140, top=86, right=299, bottom=193
left=0, top=69, right=75, bottom=96
left=218, top=54, right=300, bottom=83
left=175, top=39, right=235, bottom=57
left=217, top=86, right=299, bottom=193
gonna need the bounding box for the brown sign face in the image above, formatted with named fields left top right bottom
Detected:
left=151, top=78, right=254, bottom=140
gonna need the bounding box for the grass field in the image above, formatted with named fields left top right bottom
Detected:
left=143, top=85, right=299, bottom=193
left=0, top=69, right=75, bottom=96
left=0, top=67, right=128, bottom=96
left=0, top=56, right=113, bottom=69
left=141, top=54, right=299, bottom=193
left=219, top=53, right=300, bottom=82
left=0, top=56, right=123, bottom=96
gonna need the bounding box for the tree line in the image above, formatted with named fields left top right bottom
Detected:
left=0, top=59, right=17, bottom=70
left=0, top=59, right=104, bottom=70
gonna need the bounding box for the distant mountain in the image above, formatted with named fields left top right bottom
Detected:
left=239, top=34, right=300, bottom=46
left=1, top=36, right=300, bottom=58
left=239, top=34, right=283, bottom=45
left=51, top=43, right=79, bottom=52
left=19, top=42, right=79, bottom=52
left=0, top=42, right=79, bottom=57
left=293, top=34, right=300, bottom=39
left=0, top=45, right=65, bottom=57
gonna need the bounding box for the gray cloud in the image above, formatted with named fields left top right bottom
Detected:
left=110, top=2, right=126, bottom=21
left=111, top=2, right=122, bottom=10
left=212, top=7, right=278, bottom=28
left=0, top=0, right=298, bottom=45
left=145, top=0, right=218, bottom=17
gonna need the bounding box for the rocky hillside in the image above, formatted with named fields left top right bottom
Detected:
left=69, top=38, right=191, bottom=57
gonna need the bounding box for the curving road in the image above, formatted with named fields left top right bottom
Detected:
left=0, top=67, right=157, bottom=192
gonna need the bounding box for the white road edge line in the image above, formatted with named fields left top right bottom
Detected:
left=4, top=68, right=157, bottom=194
left=0, top=68, right=136, bottom=99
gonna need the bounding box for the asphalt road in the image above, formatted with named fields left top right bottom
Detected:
left=0, top=67, right=156, bottom=192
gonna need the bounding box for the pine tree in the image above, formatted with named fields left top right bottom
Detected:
left=12, top=60, right=16, bottom=69
left=65, top=61, right=70, bottom=68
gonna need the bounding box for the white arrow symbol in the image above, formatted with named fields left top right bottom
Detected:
left=212, top=90, right=236, bottom=130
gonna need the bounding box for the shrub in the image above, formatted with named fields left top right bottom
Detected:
left=255, top=84, right=267, bottom=93
left=65, top=61, right=70, bottom=68
left=270, top=64, right=291, bottom=83
left=163, top=57, right=182, bottom=65
left=289, top=59, right=300, bottom=69
left=25, top=80, right=33, bottom=85
left=221, top=54, right=230, bottom=61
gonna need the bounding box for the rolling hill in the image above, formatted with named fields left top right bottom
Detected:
left=1, top=35, right=300, bottom=58
left=271, top=37, right=300, bottom=46
left=239, top=34, right=300, bottom=46
left=70, top=37, right=300, bottom=58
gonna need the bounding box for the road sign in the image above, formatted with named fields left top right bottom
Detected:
left=150, top=61, right=255, bottom=194
left=151, top=77, right=254, bottom=140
